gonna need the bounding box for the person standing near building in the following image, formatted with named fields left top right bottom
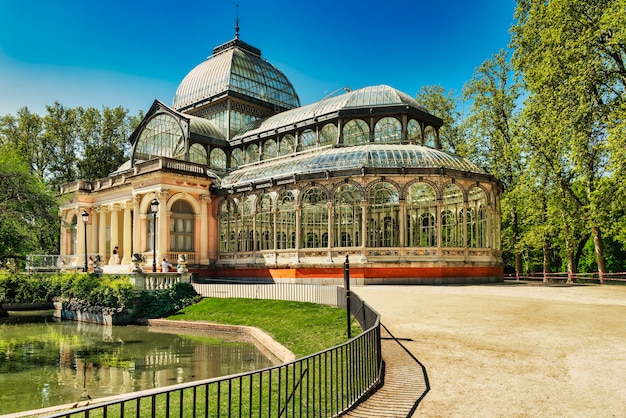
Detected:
left=161, top=258, right=173, bottom=272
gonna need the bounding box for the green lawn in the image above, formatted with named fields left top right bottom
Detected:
left=167, top=297, right=361, bottom=358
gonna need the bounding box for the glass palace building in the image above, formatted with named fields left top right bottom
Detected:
left=59, top=34, right=503, bottom=284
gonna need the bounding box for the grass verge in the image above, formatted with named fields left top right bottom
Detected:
left=166, top=297, right=362, bottom=358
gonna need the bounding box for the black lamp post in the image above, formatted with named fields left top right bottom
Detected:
left=150, top=198, right=160, bottom=272
left=82, top=210, right=89, bottom=272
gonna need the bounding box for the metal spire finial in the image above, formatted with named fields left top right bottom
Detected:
left=235, top=3, right=240, bottom=39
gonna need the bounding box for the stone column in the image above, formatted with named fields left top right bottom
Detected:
left=122, top=200, right=133, bottom=264
left=98, top=206, right=107, bottom=261
left=132, top=195, right=141, bottom=255
left=76, top=208, right=87, bottom=264
left=157, top=191, right=170, bottom=265
left=89, top=210, right=98, bottom=258
left=110, top=204, right=121, bottom=263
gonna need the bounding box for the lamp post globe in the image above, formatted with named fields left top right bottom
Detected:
left=150, top=198, right=160, bottom=272
left=81, top=210, right=89, bottom=272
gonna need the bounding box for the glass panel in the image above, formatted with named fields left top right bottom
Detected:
left=298, top=129, right=317, bottom=152
left=210, top=148, right=227, bottom=169
left=231, top=148, right=243, bottom=168
left=134, top=114, right=185, bottom=162
left=424, top=126, right=437, bottom=148
left=301, top=187, right=328, bottom=249
left=469, top=187, right=488, bottom=248
left=374, top=117, right=402, bottom=143
left=279, top=134, right=295, bottom=156
left=407, top=119, right=421, bottom=143
left=277, top=191, right=295, bottom=249
left=367, top=182, right=400, bottom=247
left=219, top=199, right=237, bottom=252
left=319, top=123, right=337, bottom=147
left=343, top=119, right=369, bottom=145
left=256, top=194, right=273, bottom=251
left=333, top=184, right=362, bottom=247
left=245, top=144, right=259, bottom=164
left=406, top=183, right=437, bottom=247
left=442, top=183, right=464, bottom=247
left=262, top=140, right=277, bottom=160
left=189, top=143, right=207, bottom=164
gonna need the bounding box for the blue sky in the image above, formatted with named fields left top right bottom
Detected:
left=0, top=1, right=516, bottom=116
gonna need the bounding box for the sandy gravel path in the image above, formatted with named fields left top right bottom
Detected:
left=352, top=282, right=626, bottom=417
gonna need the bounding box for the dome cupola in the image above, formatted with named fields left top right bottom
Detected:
left=172, top=36, right=300, bottom=113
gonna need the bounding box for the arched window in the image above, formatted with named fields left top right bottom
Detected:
left=469, top=187, right=488, bottom=248
left=406, top=183, right=437, bottom=247
left=298, top=129, right=317, bottom=152
left=262, top=140, right=277, bottom=161
left=424, top=126, right=437, bottom=148
left=301, top=187, right=327, bottom=249
left=190, top=143, right=208, bottom=164
left=319, top=123, right=337, bottom=147
left=277, top=191, right=295, bottom=249
left=231, top=148, right=243, bottom=168
left=333, top=184, right=362, bottom=247
left=374, top=117, right=402, bottom=143
left=279, top=134, right=295, bottom=156
left=219, top=199, right=237, bottom=252
left=237, top=197, right=254, bottom=252
left=407, top=119, right=422, bottom=143
left=170, top=200, right=194, bottom=252
left=134, top=114, right=185, bottom=162
left=210, top=148, right=226, bottom=169
left=367, top=182, right=400, bottom=247
left=245, top=144, right=259, bottom=164
left=343, top=119, right=369, bottom=145
left=256, top=194, right=273, bottom=251
left=442, top=183, right=463, bottom=247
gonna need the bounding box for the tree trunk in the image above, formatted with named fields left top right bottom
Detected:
left=542, top=239, right=550, bottom=283
left=512, top=208, right=522, bottom=280
left=591, top=226, right=607, bottom=284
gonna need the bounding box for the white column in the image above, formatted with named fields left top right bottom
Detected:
left=132, top=195, right=141, bottom=255
left=157, top=191, right=170, bottom=267
left=110, top=204, right=120, bottom=263
left=76, top=208, right=87, bottom=267
left=122, top=200, right=133, bottom=264
left=98, top=206, right=107, bottom=261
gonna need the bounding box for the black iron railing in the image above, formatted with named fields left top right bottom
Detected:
left=41, top=285, right=381, bottom=418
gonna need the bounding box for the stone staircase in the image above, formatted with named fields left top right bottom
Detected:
left=341, top=326, right=429, bottom=417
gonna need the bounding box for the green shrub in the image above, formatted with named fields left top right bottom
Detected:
left=136, top=282, right=200, bottom=319
left=0, top=272, right=135, bottom=309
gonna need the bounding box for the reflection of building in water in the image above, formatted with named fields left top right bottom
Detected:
left=58, top=28, right=503, bottom=284
left=53, top=328, right=272, bottom=401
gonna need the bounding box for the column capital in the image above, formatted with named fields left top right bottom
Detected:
left=200, top=194, right=212, bottom=203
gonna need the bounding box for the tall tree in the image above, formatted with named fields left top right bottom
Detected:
left=76, top=106, right=132, bottom=181
left=415, top=86, right=466, bottom=153
left=512, top=0, right=626, bottom=280
left=44, top=102, right=78, bottom=189
left=0, top=107, right=51, bottom=180
left=0, top=150, right=59, bottom=263
left=462, top=49, right=525, bottom=277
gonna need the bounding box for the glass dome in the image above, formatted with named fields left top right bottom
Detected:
left=172, top=38, right=300, bottom=111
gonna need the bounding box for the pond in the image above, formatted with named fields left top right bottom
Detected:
left=0, top=312, right=274, bottom=415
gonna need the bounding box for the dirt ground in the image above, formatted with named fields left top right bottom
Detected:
left=352, top=282, right=626, bottom=418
